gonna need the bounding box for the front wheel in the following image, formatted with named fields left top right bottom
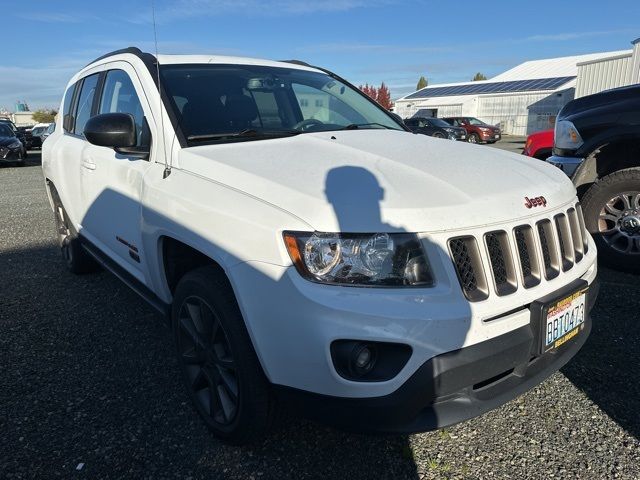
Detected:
left=468, top=133, right=480, bottom=144
left=432, top=132, right=446, bottom=139
left=172, top=266, right=275, bottom=444
left=582, top=168, right=640, bottom=273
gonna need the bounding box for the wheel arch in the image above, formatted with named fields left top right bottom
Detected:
left=573, top=137, right=640, bottom=197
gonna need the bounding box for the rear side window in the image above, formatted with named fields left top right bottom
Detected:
left=62, top=84, right=76, bottom=132
left=98, top=70, right=150, bottom=147
left=74, top=74, right=100, bottom=136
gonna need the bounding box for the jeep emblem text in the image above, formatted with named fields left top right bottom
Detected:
left=524, top=196, right=547, bottom=208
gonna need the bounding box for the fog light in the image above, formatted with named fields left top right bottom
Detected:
left=351, top=344, right=376, bottom=375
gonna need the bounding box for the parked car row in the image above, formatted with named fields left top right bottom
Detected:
left=403, top=115, right=501, bottom=143
left=0, top=120, right=53, bottom=166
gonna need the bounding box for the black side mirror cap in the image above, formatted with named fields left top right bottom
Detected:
left=84, top=113, right=137, bottom=148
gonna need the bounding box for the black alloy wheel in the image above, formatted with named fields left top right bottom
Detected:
left=172, top=266, right=275, bottom=444
left=176, top=295, right=239, bottom=427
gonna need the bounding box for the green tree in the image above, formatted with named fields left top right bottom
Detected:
left=32, top=109, right=57, bottom=123
left=416, top=76, right=428, bottom=90
left=472, top=72, right=487, bottom=81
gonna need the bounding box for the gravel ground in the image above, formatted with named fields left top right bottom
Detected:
left=1, top=151, right=639, bottom=479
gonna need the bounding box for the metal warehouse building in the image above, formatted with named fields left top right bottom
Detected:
left=394, top=38, right=640, bottom=136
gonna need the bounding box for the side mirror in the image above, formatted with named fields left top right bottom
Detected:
left=84, top=113, right=136, bottom=148
left=84, top=113, right=148, bottom=159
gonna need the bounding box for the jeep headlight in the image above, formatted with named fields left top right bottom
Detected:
left=283, top=231, right=433, bottom=287
left=554, top=120, right=583, bottom=150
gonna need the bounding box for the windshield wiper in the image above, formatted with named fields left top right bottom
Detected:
left=342, top=123, right=394, bottom=130
left=187, top=129, right=301, bottom=142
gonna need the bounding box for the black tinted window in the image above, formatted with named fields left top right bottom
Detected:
left=99, top=70, right=150, bottom=147
left=62, top=83, right=76, bottom=132
left=74, top=74, right=100, bottom=136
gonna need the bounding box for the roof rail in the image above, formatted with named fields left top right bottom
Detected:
left=279, top=59, right=313, bottom=68
left=86, top=47, right=152, bottom=67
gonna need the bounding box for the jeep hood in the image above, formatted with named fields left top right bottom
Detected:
left=179, top=130, right=576, bottom=232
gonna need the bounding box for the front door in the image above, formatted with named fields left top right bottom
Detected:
left=80, top=64, right=154, bottom=283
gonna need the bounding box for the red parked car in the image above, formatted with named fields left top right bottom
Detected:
left=523, top=129, right=553, bottom=160
left=441, top=117, right=501, bottom=144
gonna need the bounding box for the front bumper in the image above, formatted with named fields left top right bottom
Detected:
left=546, top=155, right=584, bottom=177
left=0, top=147, right=23, bottom=161
left=276, top=277, right=599, bottom=433
left=479, top=131, right=501, bottom=142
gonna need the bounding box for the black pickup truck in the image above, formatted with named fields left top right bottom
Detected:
left=547, top=84, right=640, bottom=272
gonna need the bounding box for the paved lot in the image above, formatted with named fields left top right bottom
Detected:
left=1, top=149, right=639, bottom=479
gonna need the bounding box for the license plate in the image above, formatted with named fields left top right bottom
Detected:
left=494, top=134, right=500, bottom=139
left=543, top=289, right=587, bottom=352
left=461, top=135, right=466, bottom=139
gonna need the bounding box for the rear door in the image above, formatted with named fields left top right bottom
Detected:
left=80, top=64, right=155, bottom=282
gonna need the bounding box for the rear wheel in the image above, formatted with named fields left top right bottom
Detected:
left=468, top=133, right=480, bottom=144
left=52, top=199, right=100, bottom=274
left=582, top=167, right=640, bottom=272
left=172, top=266, right=275, bottom=444
left=432, top=132, right=446, bottom=139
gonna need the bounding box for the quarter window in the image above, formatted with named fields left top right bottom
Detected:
left=62, top=83, right=77, bottom=133
left=74, top=74, right=100, bottom=136
left=99, top=70, right=150, bottom=147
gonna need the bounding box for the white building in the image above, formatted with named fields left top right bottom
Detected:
left=394, top=41, right=639, bottom=136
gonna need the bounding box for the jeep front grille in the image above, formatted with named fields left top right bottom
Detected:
left=448, top=203, right=589, bottom=301
left=484, top=231, right=517, bottom=296
left=448, top=236, right=488, bottom=301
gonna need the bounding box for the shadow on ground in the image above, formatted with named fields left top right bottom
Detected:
left=0, top=247, right=420, bottom=479
left=562, top=266, right=640, bottom=440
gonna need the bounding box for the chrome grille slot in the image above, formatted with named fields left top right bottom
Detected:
left=449, top=236, right=488, bottom=302
left=514, top=225, right=541, bottom=288
left=537, top=220, right=560, bottom=280
left=576, top=203, right=589, bottom=254
left=484, top=231, right=517, bottom=296
left=567, top=207, right=584, bottom=263
left=555, top=213, right=574, bottom=271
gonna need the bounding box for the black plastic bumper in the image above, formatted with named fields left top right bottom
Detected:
left=275, top=277, right=599, bottom=433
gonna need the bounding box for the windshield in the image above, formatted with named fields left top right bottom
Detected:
left=32, top=127, right=45, bottom=135
left=160, top=64, right=403, bottom=144
left=467, top=117, right=487, bottom=126
left=430, top=118, right=451, bottom=128
left=0, top=124, right=14, bottom=137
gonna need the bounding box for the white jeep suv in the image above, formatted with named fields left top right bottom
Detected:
left=42, top=47, right=599, bottom=444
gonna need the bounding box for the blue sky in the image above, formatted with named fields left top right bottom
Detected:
left=2, top=0, right=639, bottom=110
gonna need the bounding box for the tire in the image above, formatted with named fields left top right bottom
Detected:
left=581, top=167, right=640, bottom=273
left=52, top=198, right=100, bottom=274
left=468, top=133, right=480, bottom=144
left=432, top=132, right=446, bottom=139
left=172, top=266, right=275, bottom=444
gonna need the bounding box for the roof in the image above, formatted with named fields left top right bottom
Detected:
left=156, top=54, right=322, bottom=72
left=398, top=50, right=630, bottom=102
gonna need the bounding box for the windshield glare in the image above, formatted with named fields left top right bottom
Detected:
left=0, top=125, right=14, bottom=137
left=430, top=118, right=451, bottom=128
left=160, top=64, right=403, bottom=143
left=467, top=117, right=487, bottom=126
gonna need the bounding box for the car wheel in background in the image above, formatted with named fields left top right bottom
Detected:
left=582, top=167, right=640, bottom=273
left=172, top=266, right=276, bottom=445
left=468, top=133, right=480, bottom=144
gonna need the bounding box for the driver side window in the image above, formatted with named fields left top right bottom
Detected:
left=98, top=70, right=150, bottom=148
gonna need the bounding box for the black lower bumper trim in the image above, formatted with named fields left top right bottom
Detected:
left=275, top=277, right=598, bottom=434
